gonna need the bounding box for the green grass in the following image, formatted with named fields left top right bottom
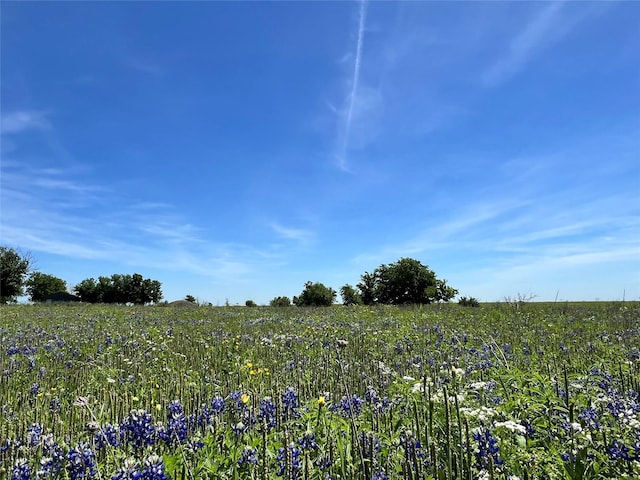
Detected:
left=0, top=302, right=638, bottom=479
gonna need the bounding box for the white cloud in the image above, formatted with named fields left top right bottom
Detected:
left=270, top=222, right=315, bottom=245
left=1, top=110, right=51, bottom=134
left=336, top=0, right=370, bottom=171
left=124, top=56, right=165, bottom=76
left=482, top=2, right=567, bottom=86
left=2, top=161, right=253, bottom=277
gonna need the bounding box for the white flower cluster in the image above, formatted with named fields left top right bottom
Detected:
left=460, top=406, right=497, bottom=422
left=468, top=381, right=488, bottom=390
left=410, top=377, right=434, bottom=394
left=494, top=420, right=527, bottom=435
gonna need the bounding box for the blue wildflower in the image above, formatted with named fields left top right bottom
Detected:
left=187, top=437, right=204, bottom=451
left=210, top=395, right=225, bottom=414
left=238, top=446, right=259, bottom=467
left=228, top=391, right=246, bottom=412
left=11, top=459, right=32, bottom=480
left=37, top=434, right=64, bottom=477
left=66, top=443, right=97, bottom=479
left=298, top=432, right=318, bottom=452
left=579, top=407, right=600, bottom=431
left=276, top=443, right=302, bottom=479
left=608, top=440, right=630, bottom=461
left=365, top=386, right=379, bottom=403
left=472, top=427, right=503, bottom=469
left=282, top=387, right=301, bottom=420
left=400, top=430, right=424, bottom=465
left=164, top=402, right=188, bottom=445
left=142, top=455, right=168, bottom=480
left=258, top=397, right=277, bottom=431
left=95, top=423, right=120, bottom=449
left=111, top=458, right=143, bottom=480
left=120, top=410, right=156, bottom=449
left=231, top=421, right=247, bottom=436
left=332, top=394, right=364, bottom=418
left=359, top=432, right=382, bottom=459
left=26, top=423, right=43, bottom=448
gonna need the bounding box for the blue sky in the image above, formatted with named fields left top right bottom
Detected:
left=2, top=1, right=639, bottom=304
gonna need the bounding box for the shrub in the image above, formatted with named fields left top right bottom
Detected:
left=459, top=296, right=480, bottom=307
left=293, top=281, right=336, bottom=307
left=269, top=296, right=291, bottom=307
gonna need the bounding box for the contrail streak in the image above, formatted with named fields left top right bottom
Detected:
left=340, top=0, right=368, bottom=169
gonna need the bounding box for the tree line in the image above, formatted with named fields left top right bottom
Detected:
left=269, top=257, right=458, bottom=307
left=74, top=274, right=162, bottom=304
left=3, top=246, right=463, bottom=307
left=0, top=246, right=162, bottom=304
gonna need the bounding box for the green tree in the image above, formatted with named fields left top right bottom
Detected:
left=340, top=284, right=362, bottom=306
left=74, top=278, right=100, bottom=303
left=26, top=272, right=67, bottom=302
left=357, top=272, right=377, bottom=305
left=142, top=278, right=163, bottom=304
left=185, top=295, right=197, bottom=303
left=74, top=274, right=162, bottom=304
left=269, top=296, right=291, bottom=307
left=293, top=281, right=336, bottom=307
left=245, top=299, right=257, bottom=307
left=358, top=257, right=458, bottom=305
left=0, top=246, right=31, bottom=303
left=109, top=274, right=130, bottom=304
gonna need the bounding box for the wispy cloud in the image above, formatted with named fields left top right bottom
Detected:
left=352, top=190, right=639, bottom=300
left=482, top=2, right=565, bottom=86
left=1, top=110, right=51, bottom=134
left=1, top=157, right=297, bottom=291
left=124, top=56, right=165, bottom=77
left=270, top=222, right=315, bottom=245
left=337, top=0, right=369, bottom=171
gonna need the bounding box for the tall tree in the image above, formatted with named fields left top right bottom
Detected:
left=74, top=278, right=100, bottom=303
left=357, top=272, right=377, bottom=305
left=26, top=272, right=67, bottom=302
left=142, top=278, right=163, bottom=304
left=358, top=258, right=458, bottom=305
left=293, top=281, right=336, bottom=307
left=0, top=246, right=31, bottom=303
left=340, top=284, right=362, bottom=306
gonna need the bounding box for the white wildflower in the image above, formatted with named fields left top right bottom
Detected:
left=377, top=361, right=392, bottom=376
left=460, top=406, right=497, bottom=422
left=494, top=420, right=527, bottom=435
left=468, top=381, right=488, bottom=390
left=412, top=382, right=425, bottom=394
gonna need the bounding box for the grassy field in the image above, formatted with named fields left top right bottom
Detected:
left=0, top=302, right=638, bottom=479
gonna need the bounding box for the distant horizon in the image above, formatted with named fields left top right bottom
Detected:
left=2, top=1, right=639, bottom=305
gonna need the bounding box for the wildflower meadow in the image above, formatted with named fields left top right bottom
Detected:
left=0, top=302, right=638, bottom=479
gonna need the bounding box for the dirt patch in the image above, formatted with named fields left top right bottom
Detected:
left=167, top=300, right=197, bottom=307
